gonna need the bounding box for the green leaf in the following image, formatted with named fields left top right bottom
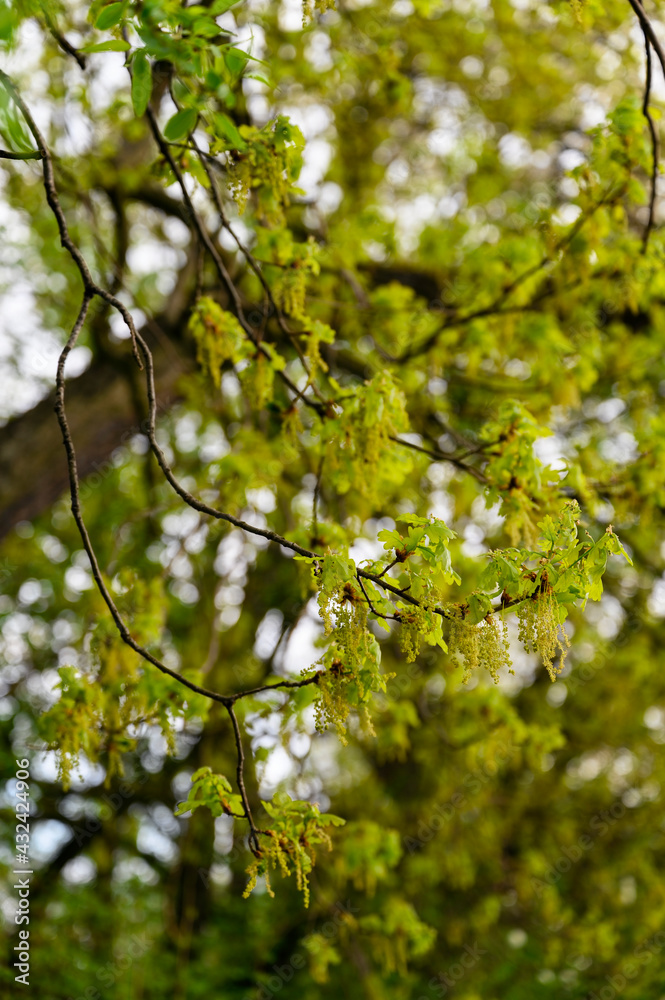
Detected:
left=378, top=529, right=403, bottom=551
left=81, top=39, right=131, bottom=53
left=164, top=108, right=198, bottom=142
left=131, top=49, right=151, bottom=117
left=468, top=592, right=493, bottom=626
left=94, top=2, right=125, bottom=30
left=0, top=1, right=16, bottom=43
left=403, top=527, right=425, bottom=554
left=318, top=813, right=346, bottom=827
left=213, top=112, right=247, bottom=150
left=225, top=46, right=249, bottom=77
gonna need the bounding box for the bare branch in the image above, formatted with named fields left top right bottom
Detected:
left=226, top=703, right=260, bottom=853
left=390, top=434, right=488, bottom=483
left=45, top=17, right=87, bottom=70
left=627, top=0, right=665, bottom=78
left=635, top=3, right=659, bottom=250
left=0, top=69, right=142, bottom=368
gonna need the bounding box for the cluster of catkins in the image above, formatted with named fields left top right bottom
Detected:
left=517, top=588, right=570, bottom=681
left=314, top=587, right=378, bottom=744
left=448, top=607, right=512, bottom=683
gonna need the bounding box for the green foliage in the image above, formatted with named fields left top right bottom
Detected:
left=39, top=664, right=107, bottom=789
left=323, top=372, right=411, bottom=498
left=479, top=402, right=558, bottom=546
left=358, top=898, right=437, bottom=974
left=174, top=766, right=244, bottom=819
left=308, top=553, right=387, bottom=743
left=334, top=821, right=403, bottom=895
left=477, top=500, right=632, bottom=610
left=244, top=793, right=345, bottom=907
left=188, top=296, right=250, bottom=386
left=225, top=117, right=306, bottom=223
left=130, top=48, right=151, bottom=116
left=448, top=607, right=512, bottom=684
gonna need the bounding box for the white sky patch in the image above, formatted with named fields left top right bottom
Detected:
left=305, top=30, right=333, bottom=72
left=349, top=536, right=384, bottom=564
left=3, top=21, right=45, bottom=100
left=86, top=51, right=130, bottom=115
left=498, top=133, right=532, bottom=169
left=428, top=129, right=459, bottom=157
left=553, top=203, right=582, bottom=227
left=279, top=0, right=305, bottom=32
left=644, top=706, right=665, bottom=730
left=275, top=598, right=324, bottom=675
left=648, top=578, right=665, bottom=618
left=558, top=148, right=586, bottom=172
left=254, top=608, right=284, bottom=659
left=279, top=102, right=334, bottom=198
left=31, top=819, right=73, bottom=865
left=299, top=137, right=333, bottom=197
left=584, top=594, right=625, bottom=639
left=61, top=855, right=97, bottom=885
left=30, top=749, right=105, bottom=788
left=112, top=855, right=159, bottom=884
left=461, top=521, right=486, bottom=558
left=55, top=99, right=94, bottom=158
left=533, top=434, right=568, bottom=473
left=257, top=744, right=294, bottom=795
left=0, top=179, right=64, bottom=416
left=394, top=193, right=438, bottom=251
left=595, top=397, right=626, bottom=423
left=23, top=668, right=61, bottom=711
left=599, top=430, right=638, bottom=466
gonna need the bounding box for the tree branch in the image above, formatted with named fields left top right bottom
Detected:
left=634, top=1, right=660, bottom=250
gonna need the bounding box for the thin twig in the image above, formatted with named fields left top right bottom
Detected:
left=312, top=454, right=324, bottom=536
left=45, top=17, right=87, bottom=70
left=390, top=434, right=488, bottom=483
left=376, top=557, right=399, bottom=579
left=54, top=297, right=236, bottom=705
left=627, top=0, right=665, bottom=77
left=0, top=70, right=142, bottom=368
left=226, top=703, right=260, bottom=853
left=228, top=674, right=321, bottom=701
left=356, top=574, right=401, bottom=622
left=1, top=70, right=324, bottom=843
left=636, top=5, right=659, bottom=250
left=4, top=75, right=461, bottom=624
left=4, top=63, right=543, bottom=849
